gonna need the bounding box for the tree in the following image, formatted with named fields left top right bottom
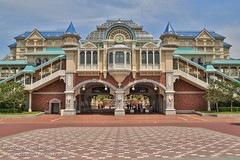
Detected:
left=0, top=82, right=25, bottom=112
left=222, top=81, right=240, bottom=112
left=204, top=80, right=226, bottom=112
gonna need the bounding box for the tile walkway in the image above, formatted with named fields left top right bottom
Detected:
left=0, top=126, right=240, bottom=159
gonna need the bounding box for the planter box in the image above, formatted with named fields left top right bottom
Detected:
left=130, top=109, right=135, bottom=113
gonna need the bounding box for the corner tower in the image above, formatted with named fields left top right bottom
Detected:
left=160, top=22, right=179, bottom=48
left=61, top=22, right=80, bottom=116
left=63, top=22, right=80, bottom=47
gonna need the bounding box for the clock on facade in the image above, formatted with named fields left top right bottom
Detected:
left=115, top=35, right=124, bottom=43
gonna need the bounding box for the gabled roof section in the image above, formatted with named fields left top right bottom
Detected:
left=164, top=22, right=176, bottom=34
left=223, top=42, right=232, bottom=47
left=8, top=42, right=17, bottom=47
left=25, top=29, right=46, bottom=41
left=15, top=31, right=64, bottom=39
left=65, top=22, right=78, bottom=35
left=176, top=31, right=225, bottom=39
left=195, top=29, right=215, bottom=40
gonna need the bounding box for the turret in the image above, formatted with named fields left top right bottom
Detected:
left=63, top=22, right=80, bottom=47
left=160, top=22, right=179, bottom=48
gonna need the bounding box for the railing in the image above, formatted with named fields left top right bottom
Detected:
left=173, top=55, right=239, bottom=88
left=0, top=55, right=66, bottom=89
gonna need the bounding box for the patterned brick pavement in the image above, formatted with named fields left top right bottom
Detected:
left=0, top=126, right=240, bottom=160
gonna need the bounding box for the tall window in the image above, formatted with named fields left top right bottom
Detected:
left=154, top=51, right=159, bottom=64
left=126, top=52, right=130, bottom=64
left=115, top=52, right=124, bottom=63
left=142, top=51, right=146, bottom=64
left=198, top=58, right=204, bottom=65
left=42, top=58, right=48, bottom=63
left=35, top=58, right=41, bottom=66
left=86, top=51, right=91, bottom=64
left=93, top=51, right=98, bottom=64
left=109, top=52, right=113, bottom=64
left=148, top=51, right=153, bottom=64
left=80, top=51, right=85, bottom=64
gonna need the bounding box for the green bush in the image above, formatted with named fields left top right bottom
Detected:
left=219, top=107, right=240, bottom=112
left=0, top=108, right=22, bottom=113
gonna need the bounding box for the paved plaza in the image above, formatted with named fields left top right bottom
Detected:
left=0, top=126, right=240, bottom=160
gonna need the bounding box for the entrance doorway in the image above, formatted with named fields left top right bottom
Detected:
left=125, top=85, right=163, bottom=114
left=51, top=103, right=60, bottom=114
left=76, top=86, right=115, bottom=114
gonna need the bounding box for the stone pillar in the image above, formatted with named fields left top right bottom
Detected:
left=164, top=50, right=176, bottom=115
left=132, top=41, right=137, bottom=78
left=61, top=48, right=77, bottom=116
left=114, top=90, right=125, bottom=116
left=61, top=72, right=76, bottom=116
left=28, top=91, right=32, bottom=112
left=103, top=42, right=108, bottom=78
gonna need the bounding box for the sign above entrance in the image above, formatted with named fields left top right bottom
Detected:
left=130, top=87, right=148, bottom=93
left=92, top=87, right=110, bottom=93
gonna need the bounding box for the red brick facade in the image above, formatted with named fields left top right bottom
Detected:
left=73, top=73, right=166, bottom=88
left=174, top=79, right=207, bottom=110
left=32, top=94, right=65, bottom=111
left=32, top=80, right=65, bottom=111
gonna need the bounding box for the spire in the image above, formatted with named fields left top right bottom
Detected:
left=164, top=22, right=176, bottom=34
left=65, top=22, right=77, bottom=35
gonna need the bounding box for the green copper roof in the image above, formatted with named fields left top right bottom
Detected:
left=211, top=59, right=240, bottom=65
left=24, top=48, right=65, bottom=56
left=0, top=60, right=27, bottom=65
left=174, top=47, right=214, bottom=55
left=22, top=65, right=36, bottom=73
left=45, top=48, right=64, bottom=52
left=205, top=65, right=217, bottom=72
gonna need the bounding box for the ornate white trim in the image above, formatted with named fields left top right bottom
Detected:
left=122, top=78, right=166, bottom=91
left=73, top=79, right=118, bottom=91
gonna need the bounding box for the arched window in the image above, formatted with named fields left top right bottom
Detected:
left=11, top=67, right=17, bottom=74
left=80, top=51, right=85, bottom=64
left=109, top=52, right=113, bottom=64
left=93, top=51, right=98, bottom=64
left=198, top=58, right=204, bottom=65
left=2, top=67, right=9, bottom=73
left=191, top=58, right=196, bottom=62
left=35, top=58, right=41, bottom=66
left=115, top=52, right=124, bottom=63
left=148, top=51, right=153, bottom=64
left=126, top=52, right=130, bottom=64
left=142, top=51, right=146, bottom=64
left=42, top=58, right=48, bottom=63
left=86, top=51, right=91, bottom=64
left=154, top=51, right=159, bottom=64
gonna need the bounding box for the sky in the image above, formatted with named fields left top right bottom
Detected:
left=0, top=0, right=240, bottom=59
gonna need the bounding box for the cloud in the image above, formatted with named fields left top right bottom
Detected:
left=0, top=0, right=240, bottom=59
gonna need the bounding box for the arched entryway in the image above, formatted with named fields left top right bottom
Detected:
left=123, top=83, right=165, bottom=114
left=74, top=80, right=117, bottom=114
left=124, top=79, right=166, bottom=113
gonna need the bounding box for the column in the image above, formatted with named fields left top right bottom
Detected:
left=103, top=49, right=107, bottom=78
left=61, top=49, right=77, bottom=116
left=114, top=90, right=125, bottom=116
left=28, top=91, right=32, bottom=112
left=164, top=51, right=176, bottom=115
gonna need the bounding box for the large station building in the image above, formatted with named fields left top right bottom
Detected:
left=0, top=19, right=239, bottom=115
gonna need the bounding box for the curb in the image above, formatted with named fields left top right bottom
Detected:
left=194, top=111, right=240, bottom=117
left=0, top=112, right=45, bottom=118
